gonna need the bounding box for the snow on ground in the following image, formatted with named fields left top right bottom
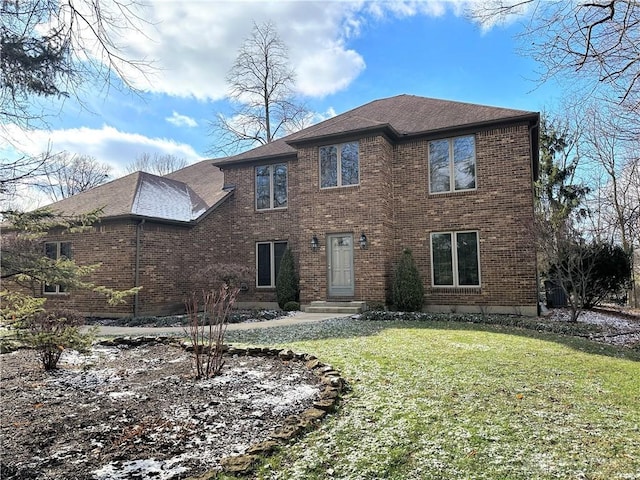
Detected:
left=546, top=307, right=640, bottom=347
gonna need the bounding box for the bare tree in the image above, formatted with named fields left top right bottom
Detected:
left=0, top=152, right=48, bottom=200
left=36, top=152, right=111, bottom=202
left=577, top=104, right=639, bottom=307
left=208, top=21, right=308, bottom=155
left=581, top=105, right=639, bottom=252
left=470, top=1, right=640, bottom=131
left=125, top=152, right=188, bottom=176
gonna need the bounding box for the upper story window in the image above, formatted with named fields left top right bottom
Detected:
left=44, top=241, right=71, bottom=294
left=429, top=135, right=476, bottom=193
left=431, top=231, right=480, bottom=287
left=256, top=163, right=287, bottom=210
left=319, top=142, right=359, bottom=189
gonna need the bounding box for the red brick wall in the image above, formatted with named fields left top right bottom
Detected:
left=392, top=123, right=537, bottom=312
left=34, top=220, right=197, bottom=317
left=294, top=135, right=395, bottom=304
left=22, top=121, right=538, bottom=316
left=34, top=221, right=138, bottom=316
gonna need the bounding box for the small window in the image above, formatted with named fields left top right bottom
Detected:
left=256, top=241, right=288, bottom=287
left=256, top=163, right=287, bottom=210
left=319, top=142, right=359, bottom=188
left=44, top=241, right=72, bottom=294
left=429, top=136, right=476, bottom=193
left=431, top=232, right=480, bottom=287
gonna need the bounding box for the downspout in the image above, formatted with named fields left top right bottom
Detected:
left=529, top=117, right=541, bottom=316
left=134, top=219, right=145, bottom=317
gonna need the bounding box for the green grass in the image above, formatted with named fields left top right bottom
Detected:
left=224, top=319, right=640, bottom=480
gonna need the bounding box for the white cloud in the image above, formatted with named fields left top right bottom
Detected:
left=166, top=111, right=198, bottom=128
left=103, top=1, right=480, bottom=101
left=2, top=124, right=202, bottom=178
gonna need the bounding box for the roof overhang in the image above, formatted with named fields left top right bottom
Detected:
left=212, top=152, right=297, bottom=169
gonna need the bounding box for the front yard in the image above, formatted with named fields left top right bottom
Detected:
left=2, top=313, right=639, bottom=479
left=225, top=318, right=640, bottom=479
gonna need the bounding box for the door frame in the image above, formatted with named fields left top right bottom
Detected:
left=326, top=233, right=355, bottom=297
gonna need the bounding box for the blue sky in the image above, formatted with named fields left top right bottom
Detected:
left=5, top=0, right=563, bottom=207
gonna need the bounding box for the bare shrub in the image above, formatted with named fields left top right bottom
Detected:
left=188, top=263, right=250, bottom=294
left=185, top=284, right=239, bottom=379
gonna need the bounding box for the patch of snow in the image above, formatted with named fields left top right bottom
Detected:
left=546, top=308, right=640, bottom=346
left=109, top=391, right=136, bottom=400
left=547, top=308, right=638, bottom=330
left=92, top=457, right=188, bottom=480
left=47, top=368, right=122, bottom=390
left=252, top=385, right=319, bottom=414
left=132, top=174, right=207, bottom=222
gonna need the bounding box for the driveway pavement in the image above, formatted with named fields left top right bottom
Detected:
left=89, top=311, right=353, bottom=337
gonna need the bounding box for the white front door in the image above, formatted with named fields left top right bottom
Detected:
left=327, top=234, right=354, bottom=297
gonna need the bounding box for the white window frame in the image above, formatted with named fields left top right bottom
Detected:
left=255, top=163, right=287, bottom=211
left=430, top=231, right=481, bottom=288
left=43, top=241, right=71, bottom=294
left=428, top=135, right=476, bottom=194
left=319, top=142, right=360, bottom=189
left=256, top=241, right=288, bottom=288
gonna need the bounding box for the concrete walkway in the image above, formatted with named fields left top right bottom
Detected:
left=90, top=311, right=353, bottom=337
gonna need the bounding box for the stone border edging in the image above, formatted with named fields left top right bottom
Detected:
left=96, top=336, right=347, bottom=477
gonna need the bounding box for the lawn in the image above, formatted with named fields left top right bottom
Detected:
left=224, top=319, right=640, bottom=480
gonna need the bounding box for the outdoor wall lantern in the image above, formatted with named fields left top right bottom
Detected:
left=359, top=232, right=368, bottom=249
left=311, top=234, right=320, bottom=251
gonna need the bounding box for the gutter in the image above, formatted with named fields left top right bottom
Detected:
left=134, top=218, right=145, bottom=318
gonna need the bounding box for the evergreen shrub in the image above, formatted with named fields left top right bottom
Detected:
left=392, top=248, right=424, bottom=312
left=276, top=248, right=299, bottom=309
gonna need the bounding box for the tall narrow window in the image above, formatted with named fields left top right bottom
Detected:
left=320, top=142, right=359, bottom=188
left=44, top=241, right=72, bottom=294
left=256, top=164, right=287, bottom=210
left=430, top=232, right=480, bottom=287
left=256, top=241, right=288, bottom=287
left=429, top=135, right=476, bottom=193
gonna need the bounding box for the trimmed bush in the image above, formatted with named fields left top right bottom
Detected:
left=367, top=302, right=386, bottom=312
left=283, top=301, right=300, bottom=311
left=392, top=248, right=424, bottom=312
left=276, top=248, right=299, bottom=309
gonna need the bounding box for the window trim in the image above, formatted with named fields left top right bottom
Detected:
left=430, top=231, right=481, bottom=288
left=428, top=135, right=477, bottom=194
left=255, top=163, right=288, bottom=211
left=43, top=241, right=71, bottom=295
left=319, top=141, right=360, bottom=189
left=255, top=240, right=288, bottom=288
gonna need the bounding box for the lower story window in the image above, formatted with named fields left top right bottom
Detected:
left=256, top=241, right=288, bottom=287
left=431, top=231, right=480, bottom=287
left=44, top=241, right=72, bottom=294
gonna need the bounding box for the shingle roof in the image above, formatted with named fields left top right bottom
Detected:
left=40, top=95, right=538, bottom=221
left=213, top=94, right=538, bottom=167
left=44, top=162, right=227, bottom=223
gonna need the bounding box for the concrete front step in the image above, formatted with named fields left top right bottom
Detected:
left=304, top=301, right=365, bottom=314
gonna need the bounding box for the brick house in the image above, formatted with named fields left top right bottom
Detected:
left=31, top=95, right=540, bottom=317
